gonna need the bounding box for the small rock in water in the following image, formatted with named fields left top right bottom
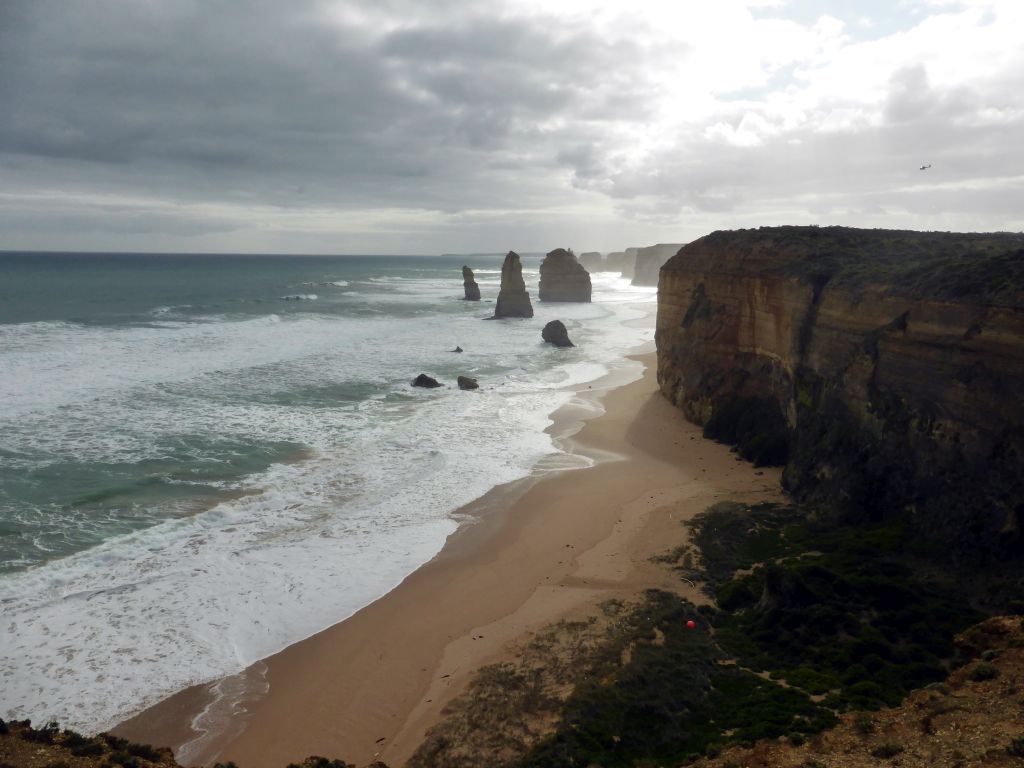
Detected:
left=541, top=320, right=574, bottom=347
left=457, top=376, right=479, bottom=390
left=412, top=373, right=443, bottom=388
left=451, top=346, right=464, bottom=353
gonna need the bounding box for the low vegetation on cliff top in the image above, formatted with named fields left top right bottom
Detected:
left=692, top=226, right=1024, bottom=305
left=406, top=501, right=1017, bottom=768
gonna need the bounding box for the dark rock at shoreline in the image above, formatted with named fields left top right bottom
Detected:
left=462, top=265, right=481, bottom=301
left=457, top=376, right=479, bottom=390
left=539, top=248, right=591, bottom=302
left=493, top=251, right=534, bottom=318
left=542, top=320, right=574, bottom=347
left=411, top=373, right=442, bottom=388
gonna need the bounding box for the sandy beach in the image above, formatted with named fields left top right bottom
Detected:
left=116, top=351, right=784, bottom=767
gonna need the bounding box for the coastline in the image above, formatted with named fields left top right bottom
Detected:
left=115, top=347, right=785, bottom=767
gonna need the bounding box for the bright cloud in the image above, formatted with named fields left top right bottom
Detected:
left=0, top=0, right=1020, bottom=253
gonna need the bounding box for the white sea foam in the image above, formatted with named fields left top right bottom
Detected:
left=0, top=267, right=656, bottom=733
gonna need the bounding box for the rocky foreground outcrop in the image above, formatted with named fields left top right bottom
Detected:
left=0, top=720, right=388, bottom=768
left=461, top=266, right=481, bottom=301
left=656, top=225, right=1024, bottom=560
left=493, top=251, right=534, bottom=318
left=538, top=248, right=592, bottom=302
left=631, top=243, right=684, bottom=286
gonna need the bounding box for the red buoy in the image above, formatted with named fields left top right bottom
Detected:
left=686, top=619, right=697, bottom=629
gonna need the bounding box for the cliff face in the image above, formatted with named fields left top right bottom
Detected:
left=656, top=226, right=1024, bottom=560
left=539, top=248, right=592, bottom=302
left=631, top=243, right=684, bottom=286
left=620, top=247, right=640, bottom=280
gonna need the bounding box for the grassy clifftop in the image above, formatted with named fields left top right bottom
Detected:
left=687, top=226, right=1024, bottom=305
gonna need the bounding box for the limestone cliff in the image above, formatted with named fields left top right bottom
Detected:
left=620, top=247, right=640, bottom=280
left=631, top=243, right=684, bottom=286
left=493, top=251, right=534, bottom=318
left=656, top=225, right=1024, bottom=560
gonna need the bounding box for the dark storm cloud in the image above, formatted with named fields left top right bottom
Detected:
left=0, top=0, right=670, bottom=221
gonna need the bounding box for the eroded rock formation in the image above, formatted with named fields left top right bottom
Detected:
left=632, top=243, right=684, bottom=286
left=539, top=248, right=591, bottom=302
left=457, top=376, right=479, bottom=390
left=542, top=320, right=574, bottom=348
left=656, top=225, right=1024, bottom=560
left=411, top=373, right=442, bottom=388
left=493, top=251, right=534, bottom=318
left=462, top=265, right=481, bottom=301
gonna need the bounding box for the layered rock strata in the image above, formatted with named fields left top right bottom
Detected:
left=493, top=251, right=534, bottom=318
left=462, top=265, right=481, bottom=301
left=656, top=225, right=1024, bottom=560
left=631, top=243, right=684, bottom=286
left=538, top=248, right=592, bottom=302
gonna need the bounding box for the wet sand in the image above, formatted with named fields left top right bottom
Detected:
left=115, top=352, right=783, bottom=767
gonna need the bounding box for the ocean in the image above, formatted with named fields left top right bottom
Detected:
left=0, top=251, right=656, bottom=734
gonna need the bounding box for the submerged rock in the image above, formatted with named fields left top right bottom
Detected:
left=538, top=248, right=591, bottom=302
left=462, top=265, right=481, bottom=301
left=451, top=346, right=463, bottom=353
left=457, top=376, right=479, bottom=390
left=493, top=251, right=534, bottom=318
left=542, top=320, right=574, bottom=348
left=411, top=373, right=442, bottom=388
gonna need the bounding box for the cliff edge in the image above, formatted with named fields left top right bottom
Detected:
left=656, top=225, right=1024, bottom=560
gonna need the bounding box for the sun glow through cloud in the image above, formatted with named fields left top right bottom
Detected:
left=0, top=0, right=1021, bottom=252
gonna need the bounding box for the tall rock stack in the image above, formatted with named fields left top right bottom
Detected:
left=462, top=265, right=481, bottom=301
left=493, top=251, right=534, bottom=318
left=538, top=248, right=592, bottom=302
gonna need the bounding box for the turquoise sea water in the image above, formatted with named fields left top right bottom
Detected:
left=0, top=251, right=656, bottom=733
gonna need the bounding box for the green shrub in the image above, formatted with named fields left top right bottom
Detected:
left=70, top=742, right=106, bottom=758
left=870, top=743, right=904, bottom=758
left=853, top=712, right=874, bottom=735
left=968, top=663, right=1000, bottom=682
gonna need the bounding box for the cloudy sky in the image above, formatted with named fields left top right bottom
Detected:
left=1, top=0, right=1021, bottom=254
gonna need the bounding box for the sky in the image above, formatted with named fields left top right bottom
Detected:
left=1, top=0, right=1022, bottom=254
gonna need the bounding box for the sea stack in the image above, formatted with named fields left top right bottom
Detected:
left=493, top=251, right=534, bottom=318
left=539, top=248, right=591, bottom=302
left=542, top=320, right=574, bottom=347
left=462, top=265, right=481, bottom=301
